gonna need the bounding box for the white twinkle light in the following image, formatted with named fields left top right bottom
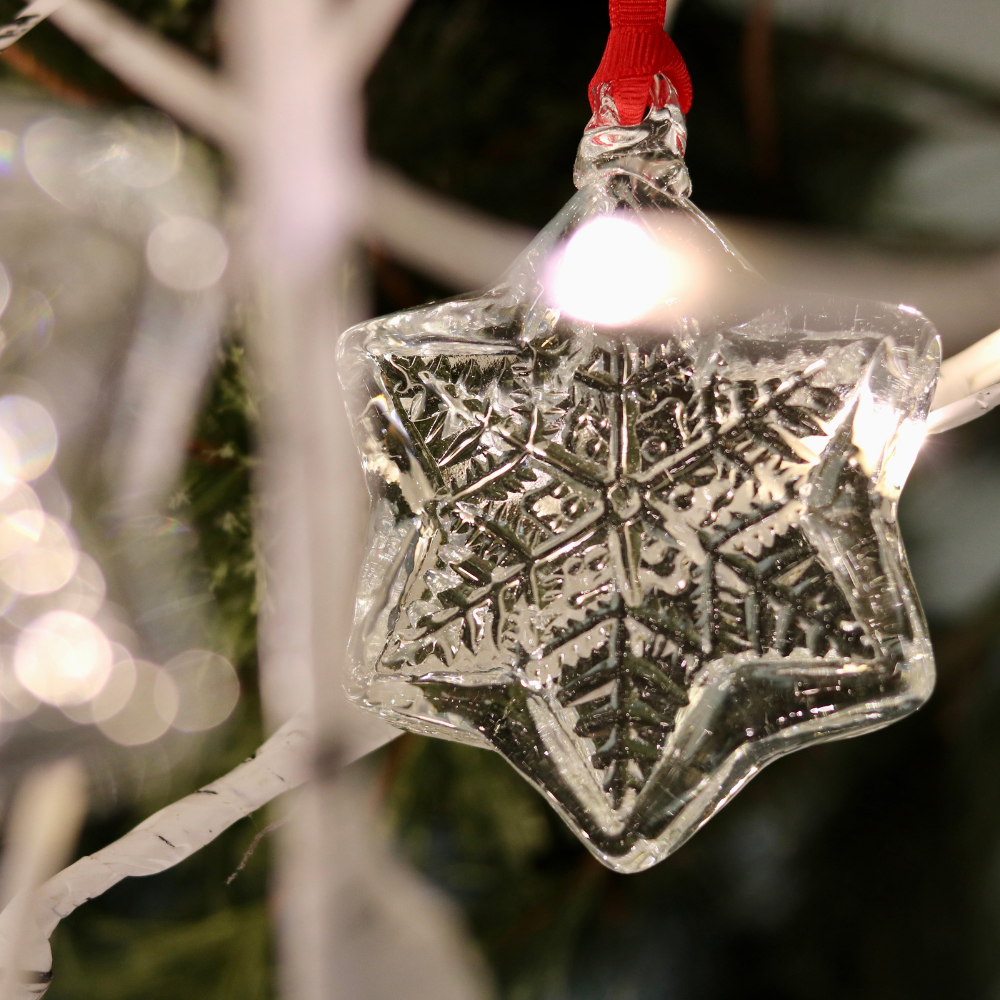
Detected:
left=146, top=216, right=229, bottom=291
left=98, top=659, right=178, bottom=746
left=547, top=215, right=675, bottom=326
left=162, top=649, right=239, bottom=733
left=14, top=610, right=113, bottom=707
left=0, top=511, right=79, bottom=595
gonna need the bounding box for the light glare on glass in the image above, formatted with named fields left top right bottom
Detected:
left=885, top=419, right=927, bottom=492
left=15, top=610, right=113, bottom=706
left=547, top=216, right=676, bottom=326
left=852, top=386, right=901, bottom=476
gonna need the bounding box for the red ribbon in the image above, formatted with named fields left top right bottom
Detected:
left=589, top=0, right=692, bottom=125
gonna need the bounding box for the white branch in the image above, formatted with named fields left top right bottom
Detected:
left=0, top=761, right=87, bottom=1000
left=0, top=0, right=69, bottom=51
left=926, top=326, right=1000, bottom=433
left=333, top=0, right=415, bottom=82
left=0, top=713, right=401, bottom=998
left=368, top=163, right=535, bottom=288
left=50, top=0, right=247, bottom=149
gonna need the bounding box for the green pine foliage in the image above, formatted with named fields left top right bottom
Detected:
left=172, top=339, right=260, bottom=672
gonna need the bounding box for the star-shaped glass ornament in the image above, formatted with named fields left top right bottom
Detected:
left=340, top=77, right=939, bottom=873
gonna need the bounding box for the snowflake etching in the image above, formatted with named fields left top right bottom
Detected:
left=340, top=103, right=938, bottom=872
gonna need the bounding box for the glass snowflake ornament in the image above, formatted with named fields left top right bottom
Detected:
left=340, top=77, right=939, bottom=873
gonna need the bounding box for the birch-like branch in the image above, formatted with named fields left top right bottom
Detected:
left=50, top=0, right=247, bottom=149
left=0, top=0, right=68, bottom=50
left=0, top=713, right=400, bottom=999
left=333, top=0, right=415, bottom=82
left=6, top=0, right=414, bottom=147
left=368, top=163, right=534, bottom=288
left=0, top=761, right=87, bottom=1000
left=927, top=327, right=1000, bottom=433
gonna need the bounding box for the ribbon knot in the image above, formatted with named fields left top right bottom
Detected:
left=589, top=0, right=692, bottom=125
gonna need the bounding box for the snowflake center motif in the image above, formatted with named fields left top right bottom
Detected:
left=341, top=92, right=938, bottom=873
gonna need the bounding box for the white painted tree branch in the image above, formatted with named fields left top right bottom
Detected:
left=0, top=0, right=69, bottom=50
left=224, top=0, right=486, bottom=998
left=49, top=0, right=247, bottom=149
left=0, top=761, right=88, bottom=1000
left=0, top=714, right=401, bottom=999
left=927, top=327, right=1000, bottom=433
left=334, top=0, right=416, bottom=82
left=368, top=163, right=535, bottom=288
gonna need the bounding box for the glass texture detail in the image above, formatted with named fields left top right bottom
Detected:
left=340, top=77, right=940, bottom=872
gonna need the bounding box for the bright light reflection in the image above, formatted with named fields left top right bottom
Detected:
left=98, top=660, right=177, bottom=746
left=885, top=420, right=926, bottom=492
left=547, top=216, right=677, bottom=326
left=62, top=644, right=136, bottom=724
left=852, top=388, right=926, bottom=487
left=0, top=396, right=58, bottom=483
left=52, top=552, right=106, bottom=619
left=0, top=510, right=78, bottom=595
left=852, top=387, right=899, bottom=476
left=163, top=649, right=240, bottom=732
left=15, top=610, right=112, bottom=706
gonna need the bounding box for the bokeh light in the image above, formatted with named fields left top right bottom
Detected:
left=22, top=117, right=86, bottom=208
left=0, top=130, right=15, bottom=176
left=100, top=108, right=182, bottom=190
left=162, top=649, right=239, bottom=732
left=14, top=610, right=112, bottom=707
left=0, top=511, right=78, bottom=595
left=0, top=395, right=58, bottom=483
left=3, top=287, right=55, bottom=359
left=97, top=659, right=177, bottom=746
left=146, top=216, right=228, bottom=291
left=48, top=552, right=107, bottom=619
left=0, top=260, right=11, bottom=318
left=62, top=645, right=136, bottom=724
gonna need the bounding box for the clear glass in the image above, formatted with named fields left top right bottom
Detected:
left=340, top=78, right=939, bottom=873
